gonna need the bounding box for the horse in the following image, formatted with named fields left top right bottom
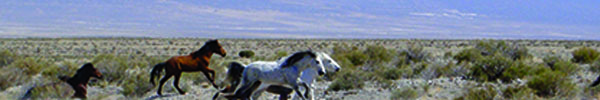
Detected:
left=21, top=63, right=102, bottom=99
left=591, top=75, right=600, bottom=87
left=274, top=52, right=341, bottom=100
left=149, top=39, right=227, bottom=96
left=213, top=52, right=341, bottom=100
left=222, top=50, right=326, bottom=100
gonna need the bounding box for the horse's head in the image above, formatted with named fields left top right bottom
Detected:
left=317, top=52, right=341, bottom=73
left=281, top=51, right=326, bottom=75
left=206, top=39, right=227, bottom=57
left=78, top=63, right=103, bottom=79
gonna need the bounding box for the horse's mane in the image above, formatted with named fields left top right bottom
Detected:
left=74, top=63, right=95, bottom=77
left=280, top=51, right=317, bottom=68
left=191, top=39, right=219, bottom=58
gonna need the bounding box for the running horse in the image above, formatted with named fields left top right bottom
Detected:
left=150, top=39, right=227, bottom=96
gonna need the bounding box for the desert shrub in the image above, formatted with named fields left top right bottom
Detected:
left=92, top=54, right=129, bottom=82
left=344, top=50, right=369, bottom=66
left=454, top=48, right=482, bottom=63
left=390, top=87, right=419, bottom=100
left=543, top=55, right=562, bottom=68
left=121, top=68, right=154, bottom=97
left=469, top=54, right=513, bottom=82
left=9, top=57, right=56, bottom=75
left=585, top=82, right=600, bottom=97
left=572, top=47, right=600, bottom=63
left=0, top=50, right=16, bottom=66
left=526, top=70, right=577, bottom=97
left=592, top=59, right=600, bottom=73
left=327, top=70, right=366, bottom=91
left=365, top=45, right=394, bottom=63
left=238, top=50, right=255, bottom=58
left=377, top=66, right=403, bottom=80
left=507, top=45, right=530, bottom=60
left=502, top=85, right=536, bottom=99
left=0, top=67, right=29, bottom=90
left=399, top=45, right=428, bottom=63
left=551, top=60, right=578, bottom=75
left=500, top=60, right=547, bottom=82
left=93, top=54, right=162, bottom=83
left=28, top=82, right=73, bottom=99
left=455, top=85, right=497, bottom=100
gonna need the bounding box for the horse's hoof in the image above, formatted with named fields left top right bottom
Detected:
left=179, top=92, right=187, bottom=95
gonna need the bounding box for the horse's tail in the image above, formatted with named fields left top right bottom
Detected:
left=150, top=62, right=167, bottom=86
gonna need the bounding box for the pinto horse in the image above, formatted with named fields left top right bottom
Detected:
left=150, top=39, right=227, bottom=96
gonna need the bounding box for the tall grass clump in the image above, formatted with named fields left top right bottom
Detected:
left=572, top=47, right=599, bottom=63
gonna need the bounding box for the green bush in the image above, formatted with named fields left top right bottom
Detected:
left=526, top=70, right=576, bottom=97
left=327, top=70, right=366, bottom=91
left=592, top=59, right=600, bottom=73
left=121, top=68, right=154, bottom=97
left=543, top=55, right=561, bottom=69
left=9, top=57, right=56, bottom=75
left=345, top=50, right=369, bottom=66
left=454, top=48, right=482, bottom=63
left=0, top=50, right=16, bottom=66
left=29, top=82, right=73, bottom=99
left=455, top=85, right=497, bottom=100
left=376, top=66, right=403, bottom=80
left=500, top=60, right=547, bottom=82
left=572, top=47, right=600, bottom=63
left=238, top=50, right=255, bottom=58
left=365, top=45, right=394, bottom=63
left=552, top=60, right=578, bottom=75
left=390, top=87, right=419, bottom=100
left=0, top=67, right=29, bottom=90
left=92, top=54, right=129, bottom=82
left=469, top=54, right=513, bottom=82
left=399, top=45, right=428, bottom=63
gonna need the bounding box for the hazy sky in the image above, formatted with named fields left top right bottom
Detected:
left=1, top=0, right=599, bottom=40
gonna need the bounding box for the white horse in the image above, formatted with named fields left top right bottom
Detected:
left=273, top=52, right=341, bottom=100
left=224, top=51, right=326, bottom=100
left=215, top=52, right=341, bottom=100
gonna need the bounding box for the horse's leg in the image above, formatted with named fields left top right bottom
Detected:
left=250, top=83, right=270, bottom=100
left=301, top=83, right=312, bottom=100
left=173, top=72, right=186, bottom=95
left=293, top=84, right=305, bottom=100
left=157, top=73, right=173, bottom=96
left=202, top=69, right=219, bottom=89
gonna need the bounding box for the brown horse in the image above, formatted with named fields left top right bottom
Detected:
left=60, top=63, right=103, bottom=99
left=21, top=63, right=102, bottom=99
left=150, top=39, right=227, bottom=96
